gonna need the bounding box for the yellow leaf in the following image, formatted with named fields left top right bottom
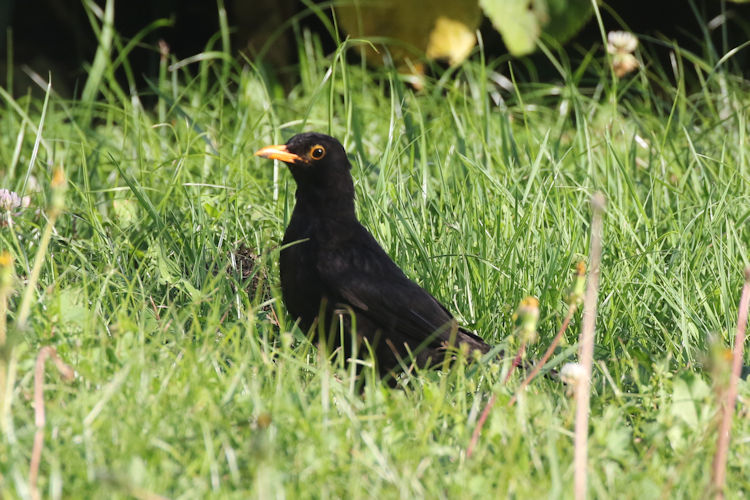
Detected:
left=336, top=0, right=482, bottom=67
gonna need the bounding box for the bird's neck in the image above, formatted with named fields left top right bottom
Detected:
left=294, top=185, right=356, bottom=219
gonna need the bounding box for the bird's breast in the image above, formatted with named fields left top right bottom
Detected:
left=280, top=214, right=327, bottom=330
left=279, top=207, right=365, bottom=330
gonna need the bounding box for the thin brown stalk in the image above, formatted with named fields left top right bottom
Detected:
left=711, top=267, right=750, bottom=500
left=503, top=341, right=527, bottom=384
left=509, top=306, right=577, bottom=407
left=29, top=346, right=74, bottom=500
left=467, top=337, right=530, bottom=458
left=466, top=393, right=496, bottom=459
left=467, top=335, right=531, bottom=458
left=574, top=193, right=605, bottom=500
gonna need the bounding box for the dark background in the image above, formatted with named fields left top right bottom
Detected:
left=1, top=0, right=748, bottom=96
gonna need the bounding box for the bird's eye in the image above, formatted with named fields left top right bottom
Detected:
left=309, top=145, right=326, bottom=160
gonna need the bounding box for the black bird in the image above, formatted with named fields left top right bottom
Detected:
left=256, top=132, right=491, bottom=376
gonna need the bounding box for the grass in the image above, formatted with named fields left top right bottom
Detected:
left=1, top=6, right=750, bottom=498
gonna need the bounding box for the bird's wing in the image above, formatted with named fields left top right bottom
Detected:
left=316, top=230, right=471, bottom=349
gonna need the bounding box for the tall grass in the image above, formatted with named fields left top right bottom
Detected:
left=1, top=4, right=749, bottom=497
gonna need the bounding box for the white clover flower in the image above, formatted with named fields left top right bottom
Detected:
left=0, top=188, right=31, bottom=227
left=0, top=189, right=29, bottom=211
left=559, top=362, right=587, bottom=386
left=613, top=54, right=639, bottom=77
left=607, top=31, right=638, bottom=54
left=606, top=31, right=640, bottom=77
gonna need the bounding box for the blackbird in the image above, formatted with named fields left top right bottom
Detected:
left=255, top=132, right=491, bottom=376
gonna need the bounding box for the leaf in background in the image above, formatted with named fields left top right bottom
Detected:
left=148, top=242, right=180, bottom=285
left=113, top=199, right=138, bottom=227
left=479, top=0, right=542, bottom=56
left=425, top=15, right=479, bottom=64
left=543, top=0, right=593, bottom=45
left=670, top=373, right=711, bottom=430
left=336, top=0, right=482, bottom=67
left=53, top=288, right=90, bottom=329
left=480, top=0, right=592, bottom=56
left=671, top=377, right=698, bottom=429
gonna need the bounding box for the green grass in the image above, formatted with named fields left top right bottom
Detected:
left=1, top=9, right=750, bottom=499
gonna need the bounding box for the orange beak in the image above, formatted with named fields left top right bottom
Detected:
left=254, top=144, right=303, bottom=164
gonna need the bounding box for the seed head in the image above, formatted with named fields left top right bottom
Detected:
left=513, top=296, right=540, bottom=344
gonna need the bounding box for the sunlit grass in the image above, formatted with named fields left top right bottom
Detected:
left=1, top=7, right=749, bottom=498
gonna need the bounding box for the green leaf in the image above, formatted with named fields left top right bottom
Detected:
left=111, top=154, right=163, bottom=231
left=113, top=199, right=139, bottom=227
left=149, top=242, right=180, bottom=285
left=671, top=377, right=698, bottom=429
left=480, top=0, right=592, bottom=56
left=479, top=0, right=541, bottom=56
left=543, top=0, right=593, bottom=44
left=54, top=288, right=90, bottom=329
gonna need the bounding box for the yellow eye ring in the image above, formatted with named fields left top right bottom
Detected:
left=309, top=145, right=326, bottom=160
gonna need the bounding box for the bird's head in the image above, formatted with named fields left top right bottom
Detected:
left=255, top=133, right=355, bottom=211
left=255, top=132, right=352, bottom=186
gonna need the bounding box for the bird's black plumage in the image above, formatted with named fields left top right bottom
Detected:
left=256, top=132, right=491, bottom=376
